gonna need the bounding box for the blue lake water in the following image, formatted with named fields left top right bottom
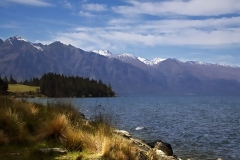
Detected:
left=27, top=96, right=240, bottom=160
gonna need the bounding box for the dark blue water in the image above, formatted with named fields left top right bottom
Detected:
left=28, top=96, right=240, bottom=160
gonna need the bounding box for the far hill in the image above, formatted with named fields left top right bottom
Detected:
left=1, top=36, right=240, bottom=95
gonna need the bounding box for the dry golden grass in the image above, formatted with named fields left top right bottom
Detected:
left=0, top=97, right=142, bottom=159
left=36, top=114, right=70, bottom=142
left=0, top=130, right=9, bottom=145
left=75, top=123, right=138, bottom=160
left=101, top=136, right=138, bottom=160
left=65, top=129, right=83, bottom=151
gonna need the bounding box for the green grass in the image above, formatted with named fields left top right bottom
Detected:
left=0, top=142, right=80, bottom=160
left=8, top=84, right=39, bottom=93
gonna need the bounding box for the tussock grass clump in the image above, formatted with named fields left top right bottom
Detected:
left=0, top=101, right=33, bottom=144
left=0, top=130, right=9, bottom=145
left=101, top=136, right=138, bottom=160
left=36, top=114, right=70, bottom=142
left=64, top=129, right=83, bottom=151
left=0, top=96, right=141, bottom=159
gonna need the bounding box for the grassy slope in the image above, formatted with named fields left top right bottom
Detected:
left=0, top=97, right=141, bottom=160
left=8, top=84, right=39, bottom=92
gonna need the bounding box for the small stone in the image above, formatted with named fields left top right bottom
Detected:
left=156, top=149, right=166, bottom=156
left=39, top=148, right=67, bottom=154
left=114, top=130, right=132, bottom=138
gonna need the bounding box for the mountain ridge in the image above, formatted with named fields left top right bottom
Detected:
left=1, top=36, right=240, bottom=95
left=92, top=49, right=239, bottom=68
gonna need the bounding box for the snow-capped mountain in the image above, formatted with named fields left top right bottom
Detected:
left=1, top=35, right=240, bottom=95
left=4, top=35, right=44, bottom=52
left=14, top=35, right=28, bottom=42
left=92, top=50, right=137, bottom=59
left=92, top=49, right=239, bottom=69
left=91, top=49, right=166, bottom=66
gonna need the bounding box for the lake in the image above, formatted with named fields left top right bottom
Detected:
left=27, top=95, right=240, bottom=160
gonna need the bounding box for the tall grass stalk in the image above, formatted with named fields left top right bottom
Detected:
left=0, top=97, right=142, bottom=159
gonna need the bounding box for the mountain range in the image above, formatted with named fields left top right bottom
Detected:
left=1, top=35, right=240, bottom=95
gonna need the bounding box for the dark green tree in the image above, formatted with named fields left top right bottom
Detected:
left=9, top=74, right=17, bottom=84
left=3, top=76, right=8, bottom=83
left=39, top=73, right=115, bottom=97
left=0, top=75, right=8, bottom=95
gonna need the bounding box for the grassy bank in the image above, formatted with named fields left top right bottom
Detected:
left=0, top=97, right=142, bottom=160
left=8, top=84, right=42, bottom=97
left=8, top=84, right=40, bottom=93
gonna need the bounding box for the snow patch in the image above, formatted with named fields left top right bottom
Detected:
left=216, top=63, right=239, bottom=68
left=187, top=61, right=239, bottom=68
left=138, top=57, right=152, bottom=65
left=187, top=61, right=211, bottom=65
left=33, top=45, right=44, bottom=51
left=138, top=57, right=165, bottom=65
left=91, top=50, right=112, bottom=57
left=6, top=39, right=13, bottom=45
left=152, top=58, right=166, bottom=65
left=14, top=36, right=28, bottom=42
left=117, top=53, right=136, bottom=59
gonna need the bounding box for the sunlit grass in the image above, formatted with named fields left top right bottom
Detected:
left=36, top=114, right=70, bottom=143
left=0, top=96, right=143, bottom=159
left=8, top=84, right=39, bottom=92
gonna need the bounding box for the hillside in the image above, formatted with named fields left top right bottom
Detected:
left=1, top=36, right=240, bottom=95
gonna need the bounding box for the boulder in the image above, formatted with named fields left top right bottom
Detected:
left=147, top=140, right=173, bottom=156
left=154, top=141, right=173, bottom=156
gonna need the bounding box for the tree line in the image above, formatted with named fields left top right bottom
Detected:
left=0, top=73, right=115, bottom=97
left=40, top=73, right=115, bottom=97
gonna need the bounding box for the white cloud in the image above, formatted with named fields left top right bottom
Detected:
left=43, top=23, right=240, bottom=53
left=36, top=0, right=240, bottom=53
left=61, top=0, right=73, bottom=9
left=50, top=31, right=114, bottom=51
left=0, top=24, right=19, bottom=28
left=114, top=0, right=240, bottom=16
left=6, top=0, right=52, bottom=6
left=79, top=11, right=95, bottom=17
left=82, top=3, right=107, bottom=12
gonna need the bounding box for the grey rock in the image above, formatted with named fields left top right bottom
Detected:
left=114, top=129, right=132, bottom=138
left=154, top=141, right=173, bottom=156
left=38, top=148, right=67, bottom=154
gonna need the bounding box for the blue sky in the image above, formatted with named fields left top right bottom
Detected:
left=0, top=0, right=240, bottom=66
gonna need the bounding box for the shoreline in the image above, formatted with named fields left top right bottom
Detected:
left=0, top=96, right=179, bottom=160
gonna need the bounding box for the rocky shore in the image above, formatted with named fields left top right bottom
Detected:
left=78, top=111, right=181, bottom=159
left=39, top=129, right=181, bottom=160
left=114, top=129, right=180, bottom=160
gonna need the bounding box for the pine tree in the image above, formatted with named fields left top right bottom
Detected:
left=39, top=73, right=115, bottom=97
left=0, top=75, right=8, bottom=95
left=9, top=74, right=17, bottom=84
